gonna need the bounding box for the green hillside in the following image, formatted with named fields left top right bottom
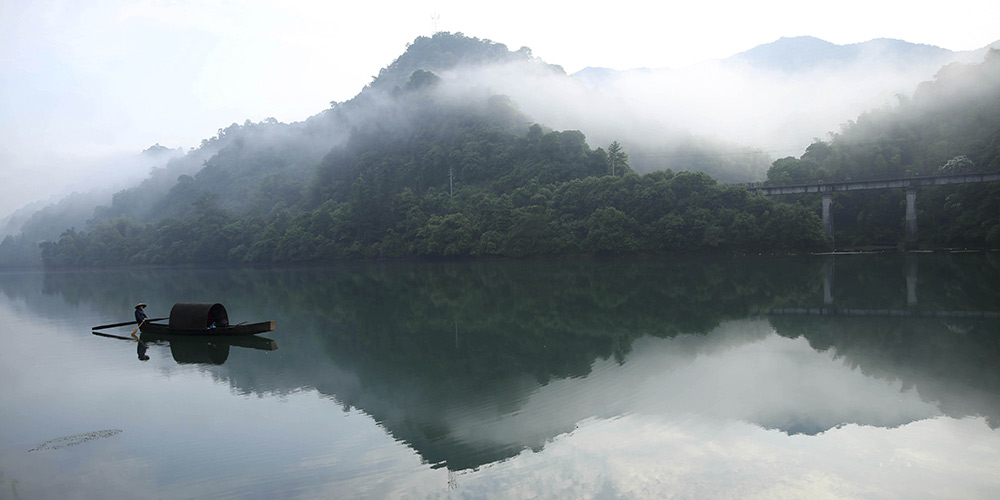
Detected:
left=8, top=34, right=1000, bottom=267
left=35, top=34, right=827, bottom=266
left=766, top=49, right=1000, bottom=247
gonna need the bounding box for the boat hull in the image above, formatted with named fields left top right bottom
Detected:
left=139, top=320, right=275, bottom=336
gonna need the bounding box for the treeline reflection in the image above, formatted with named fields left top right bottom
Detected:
left=3, top=253, right=999, bottom=470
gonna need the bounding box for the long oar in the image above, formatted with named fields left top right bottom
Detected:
left=91, top=317, right=167, bottom=331
left=91, top=331, right=136, bottom=341
left=130, top=319, right=147, bottom=337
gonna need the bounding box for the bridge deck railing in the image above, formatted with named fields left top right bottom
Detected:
left=731, top=171, right=1000, bottom=195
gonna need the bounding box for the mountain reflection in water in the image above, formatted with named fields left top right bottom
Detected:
left=3, top=253, right=999, bottom=481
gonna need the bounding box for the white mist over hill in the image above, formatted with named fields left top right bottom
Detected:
left=425, top=36, right=996, bottom=180
left=2, top=0, right=998, bottom=218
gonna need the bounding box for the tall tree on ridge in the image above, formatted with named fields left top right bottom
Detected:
left=607, top=141, right=629, bottom=177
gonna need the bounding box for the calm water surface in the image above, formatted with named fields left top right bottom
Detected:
left=1, top=254, right=999, bottom=499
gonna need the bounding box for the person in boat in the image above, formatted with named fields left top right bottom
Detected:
left=135, top=303, right=148, bottom=323
left=206, top=311, right=228, bottom=329
left=132, top=303, right=149, bottom=341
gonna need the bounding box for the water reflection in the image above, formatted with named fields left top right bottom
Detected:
left=90, top=330, right=278, bottom=365
left=3, top=253, right=999, bottom=474
left=137, top=337, right=150, bottom=361
left=139, top=333, right=279, bottom=365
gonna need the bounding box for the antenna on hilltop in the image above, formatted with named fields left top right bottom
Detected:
left=431, top=12, right=440, bottom=33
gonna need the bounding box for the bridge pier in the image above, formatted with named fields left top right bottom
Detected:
left=822, top=193, right=834, bottom=241
left=905, top=188, right=918, bottom=248
left=817, top=254, right=920, bottom=309
left=906, top=254, right=918, bottom=307
left=823, top=258, right=834, bottom=305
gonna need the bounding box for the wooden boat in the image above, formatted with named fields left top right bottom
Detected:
left=139, top=302, right=275, bottom=336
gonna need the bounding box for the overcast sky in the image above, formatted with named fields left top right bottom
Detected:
left=1, top=0, right=998, bottom=219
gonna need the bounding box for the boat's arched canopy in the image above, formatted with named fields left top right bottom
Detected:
left=168, top=303, right=229, bottom=330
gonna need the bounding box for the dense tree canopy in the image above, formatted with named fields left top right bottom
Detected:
left=37, top=71, right=827, bottom=267
left=9, top=36, right=1000, bottom=268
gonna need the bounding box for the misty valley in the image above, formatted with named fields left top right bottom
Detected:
left=2, top=33, right=999, bottom=268
left=1, top=253, right=999, bottom=498
left=1, top=30, right=1000, bottom=499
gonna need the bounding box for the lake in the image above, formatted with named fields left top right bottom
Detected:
left=1, top=254, right=999, bottom=499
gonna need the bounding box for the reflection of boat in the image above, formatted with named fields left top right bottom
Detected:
left=139, top=332, right=278, bottom=365
left=139, top=302, right=275, bottom=336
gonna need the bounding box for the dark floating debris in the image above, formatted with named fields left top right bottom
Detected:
left=28, top=429, right=123, bottom=452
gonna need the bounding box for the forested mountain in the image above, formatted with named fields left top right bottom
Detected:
left=35, top=86, right=826, bottom=264
left=3, top=33, right=999, bottom=268
left=766, top=49, right=1000, bottom=247
left=0, top=144, right=185, bottom=266
left=27, top=33, right=831, bottom=267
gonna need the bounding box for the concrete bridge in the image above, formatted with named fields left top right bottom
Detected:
left=739, top=172, right=1000, bottom=246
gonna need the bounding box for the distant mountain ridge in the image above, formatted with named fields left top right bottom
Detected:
left=574, top=35, right=999, bottom=81
left=568, top=35, right=1000, bottom=171
left=727, top=36, right=954, bottom=71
